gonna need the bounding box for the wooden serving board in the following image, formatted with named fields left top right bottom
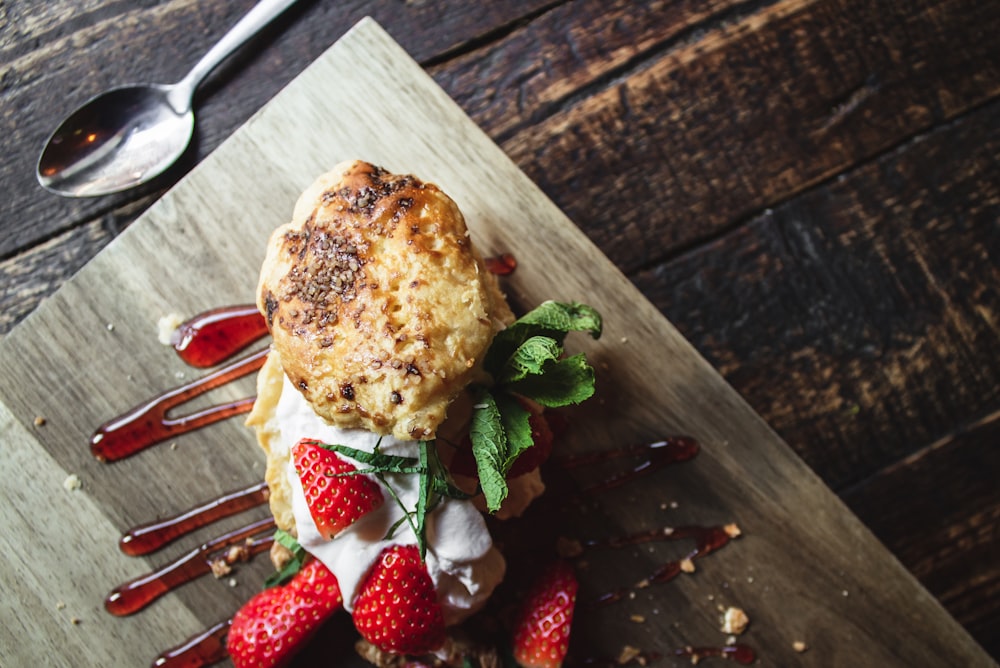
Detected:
left=0, top=19, right=992, bottom=667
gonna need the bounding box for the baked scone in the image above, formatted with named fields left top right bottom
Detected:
left=256, top=160, right=512, bottom=442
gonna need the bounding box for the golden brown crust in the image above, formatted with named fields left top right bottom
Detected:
left=257, top=161, right=500, bottom=440
left=244, top=351, right=298, bottom=533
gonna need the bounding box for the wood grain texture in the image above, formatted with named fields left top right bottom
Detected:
left=0, top=20, right=992, bottom=667
left=468, top=0, right=1000, bottom=274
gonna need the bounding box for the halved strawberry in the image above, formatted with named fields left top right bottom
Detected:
left=512, top=560, right=578, bottom=668
left=227, top=558, right=342, bottom=668
left=352, top=544, right=446, bottom=655
left=293, top=438, right=384, bottom=539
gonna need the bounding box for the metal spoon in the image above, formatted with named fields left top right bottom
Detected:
left=37, top=0, right=299, bottom=198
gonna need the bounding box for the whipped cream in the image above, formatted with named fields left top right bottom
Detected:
left=273, top=376, right=507, bottom=625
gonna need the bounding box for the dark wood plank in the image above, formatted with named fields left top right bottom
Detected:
left=442, top=0, right=1000, bottom=274
left=634, top=100, right=1000, bottom=488
left=633, top=99, right=1000, bottom=654
left=843, top=409, right=1000, bottom=659
left=0, top=0, right=556, bottom=259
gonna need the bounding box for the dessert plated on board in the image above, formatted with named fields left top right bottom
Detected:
left=233, top=160, right=608, bottom=666
left=95, top=161, right=744, bottom=668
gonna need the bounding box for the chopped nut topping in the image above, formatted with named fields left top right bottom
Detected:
left=62, top=474, right=82, bottom=491
left=720, top=606, right=749, bottom=635
left=793, top=641, right=808, bottom=653
left=680, top=558, right=696, bottom=573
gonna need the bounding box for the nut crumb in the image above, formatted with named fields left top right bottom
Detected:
left=106, top=323, right=115, bottom=332
left=793, top=641, right=808, bottom=653
left=636, top=578, right=650, bottom=589
left=209, top=558, right=233, bottom=578
left=170, top=442, right=178, bottom=450
left=617, top=645, right=642, bottom=665
left=630, top=614, right=646, bottom=623
left=720, top=606, right=749, bottom=635
left=158, top=313, right=184, bottom=345
left=228, top=577, right=238, bottom=588
left=726, top=635, right=737, bottom=646
left=55, top=601, right=66, bottom=610
left=33, top=415, right=46, bottom=427
left=679, top=558, right=696, bottom=573
left=70, top=617, right=81, bottom=625
left=63, top=474, right=82, bottom=492
left=723, top=523, right=742, bottom=538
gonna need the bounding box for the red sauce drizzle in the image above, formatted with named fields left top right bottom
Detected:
left=171, top=304, right=268, bottom=368
left=674, top=644, right=756, bottom=664
left=583, top=524, right=736, bottom=607
left=106, top=517, right=275, bottom=616
left=151, top=619, right=231, bottom=668
left=484, top=253, right=518, bottom=276
left=120, top=482, right=270, bottom=556
left=557, top=436, right=699, bottom=493
left=90, top=349, right=266, bottom=462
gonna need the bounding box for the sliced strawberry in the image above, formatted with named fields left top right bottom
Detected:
left=293, top=438, right=384, bottom=539
left=352, top=544, right=446, bottom=655
left=227, top=558, right=342, bottom=668
left=512, top=560, right=578, bottom=668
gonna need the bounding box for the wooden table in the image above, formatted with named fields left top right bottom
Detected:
left=2, top=0, right=997, bottom=663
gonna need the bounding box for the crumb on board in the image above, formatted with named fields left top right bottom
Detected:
left=157, top=313, right=184, bottom=345
left=617, top=645, right=642, bottom=665
left=55, top=601, right=66, bottom=610
left=630, top=614, right=646, bottom=623
left=33, top=415, right=46, bottom=427
left=63, top=474, right=82, bottom=492
left=720, top=606, right=749, bottom=635
left=723, top=523, right=742, bottom=538
left=680, top=558, right=696, bottom=573
left=793, top=640, right=808, bottom=653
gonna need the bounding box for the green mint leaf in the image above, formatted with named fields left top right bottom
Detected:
left=415, top=441, right=433, bottom=561
left=498, top=335, right=562, bottom=385
left=264, top=530, right=306, bottom=588
left=485, top=301, right=602, bottom=377
left=506, top=353, right=596, bottom=407
left=311, top=440, right=418, bottom=472
left=469, top=390, right=510, bottom=513
left=494, top=392, right=533, bottom=471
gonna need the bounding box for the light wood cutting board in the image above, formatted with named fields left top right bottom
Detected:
left=0, top=18, right=992, bottom=667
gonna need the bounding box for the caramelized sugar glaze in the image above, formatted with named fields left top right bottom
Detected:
left=93, top=259, right=753, bottom=666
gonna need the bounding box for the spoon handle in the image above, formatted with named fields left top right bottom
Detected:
left=168, top=0, right=300, bottom=113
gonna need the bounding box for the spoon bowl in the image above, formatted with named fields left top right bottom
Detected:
left=38, top=85, right=194, bottom=197
left=36, top=0, right=298, bottom=198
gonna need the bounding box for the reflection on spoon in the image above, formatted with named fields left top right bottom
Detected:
left=37, top=0, right=299, bottom=198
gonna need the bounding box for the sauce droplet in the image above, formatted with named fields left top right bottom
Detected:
left=120, top=482, right=269, bottom=556
left=90, top=349, right=266, bottom=462
left=171, top=304, right=268, bottom=368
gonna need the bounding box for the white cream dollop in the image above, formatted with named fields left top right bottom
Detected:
left=274, top=376, right=506, bottom=625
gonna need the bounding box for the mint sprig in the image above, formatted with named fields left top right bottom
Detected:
left=308, top=439, right=469, bottom=560
left=471, top=301, right=601, bottom=512
left=264, top=529, right=307, bottom=588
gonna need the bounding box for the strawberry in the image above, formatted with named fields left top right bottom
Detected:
left=227, top=558, right=342, bottom=668
left=293, top=438, right=384, bottom=539
left=511, top=560, right=578, bottom=668
left=352, top=544, right=446, bottom=655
